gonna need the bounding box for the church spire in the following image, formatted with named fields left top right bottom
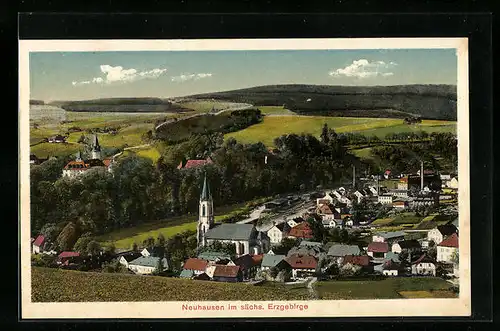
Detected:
left=91, top=134, right=102, bottom=160
left=93, top=134, right=101, bottom=152
left=200, top=172, right=211, bottom=201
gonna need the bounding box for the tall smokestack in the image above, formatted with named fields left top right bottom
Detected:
left=420, top=161, right=424, bottom=191
left=352, top=165, right=356, bottom=188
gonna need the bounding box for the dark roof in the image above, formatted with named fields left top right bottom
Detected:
left=396, top=239, right=421, bottom=249
left=193, top=272, right=211, bottom=281
left=213, top=265, right=241, bottom=278
left=200, top=173, right=212, bottom=201
left=412, top=254, right=435, bottom=265
left=120, top=253, right=142, bottom=262
left=33, top=235, right=45, bottom=247
left=129, top=256, right=169, bottom=268
left=288, top=222, right=313, bottom=239
left=205, top=223, right=254, bottom=241
left=438, top=233, right=459, bottom=248
left=233, top=254, right=255, bottom=270
left=437, top=224, right=458, bottom=236
left=285, top=254, right=318, bottom=269
left=143, top=246, right=165, bottom=257
left=367, top=242, right=389, bottom=253
left=276, top=222, right=291, bottom=232
left=183, top=258, right=209, bottom=271
left=261, top=254, right=286, bottom=268
left=328, top=244, right=361, bottom=257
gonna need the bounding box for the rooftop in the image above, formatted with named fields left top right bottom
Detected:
left=205, top=223, right=255, bottom=241
left=438, top=233, right=459, bottom=248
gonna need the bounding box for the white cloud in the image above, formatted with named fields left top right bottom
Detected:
left=72, top=65, right=167, bottom=86
left=329, top=59, right=397, bottom=79
left=171, top=73, right=213, bottom=82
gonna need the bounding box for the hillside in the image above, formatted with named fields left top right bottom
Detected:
left=187, top=84, right=457, bottom=120
left=30, top=99, right=45, bottom=105
left=52, top=98, right=193, bottom=113
left=31, top=267, right=311, bottom=302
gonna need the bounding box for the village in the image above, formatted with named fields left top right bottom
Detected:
left=31, top=137, right=459, bottom=292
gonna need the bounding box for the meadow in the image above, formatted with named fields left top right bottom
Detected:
left=31, top=267, right=312, bottom=302
left=225, top=115, right=455, bottom=147
left=314, top=277, right=456, bottom=300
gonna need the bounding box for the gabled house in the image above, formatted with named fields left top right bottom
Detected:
left=392, top=200, right=408, bottom=209
left=180, top=258, right=209, bottom=278
left=287, top=217, right=305, bottom=228
left=411, top=254, right=436, bottom=276
left=206, top=264, right=242, bottom=282
left=285, top=254, right=318, bottom=279
left=316, top=193, right=335, bottom=206
left=378, top=194, right=393, bottom=205
left=141, top=246, right=165, bottom=258
left=437, top=233, right=459, bottom=263
left=32, top=235, right=46, bottom=254
left=367, top=242, right=389, bottom=259
left=118, top=252, right=142, bottom=268
left=342, top=255, right=373, bottom=273
left=427, top=224, right=458, bottom=246
left=447, top=177, right=458, bottom=189
left=287, top=245, right=325, bottom=260
left=48, top=134, right=66, bottom=143
left=260, top=254, right=286, bottom=271
left=266, top=222, right=291, bottom=245
left=233, top=254, right=259, bottom=280
left=378, top=259, right=404, bottom=276
left=128, top=256, right=169, bottom=275
left=177, top=157, right=213, bottom=170
left=391, top=239, right=421, bottom=254
left=287, top=222, right=314, bottom=240
left=57, top=251, right=80, bottom=265
left=197, top=251, right=232, bottom=262
left=327, top=244, right=361, bottom=259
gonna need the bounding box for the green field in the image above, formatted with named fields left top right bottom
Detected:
left=259, top=106, right=296, bottom=115
left=314, top=277, right=456, bottom=300
left=32, top=267, right=312, bottom=302
left=97, top=203, right=249, bottom=249
left=225, top=115, right=455, bottom=147
left=371, top=213, right=424, bottom=227
left=350, top=147, right=373, bottom=160
left=175, top=100, right=250, bottom=113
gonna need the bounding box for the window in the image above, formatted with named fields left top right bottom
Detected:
left=202, top=205, right=206, bottom=217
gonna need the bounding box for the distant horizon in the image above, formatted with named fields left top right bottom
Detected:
left=30, top=82, right=458, bottom=103
left=30, top=49, right=458, bottom=101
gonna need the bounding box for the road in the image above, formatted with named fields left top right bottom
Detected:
left=236, top=198, right=316, bottom=225
left=306, top=277, right=319, bottom=299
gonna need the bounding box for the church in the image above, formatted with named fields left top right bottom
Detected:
left=197, top=174, right=270, bottom=256
left=62, top=134, right=114, bottom=179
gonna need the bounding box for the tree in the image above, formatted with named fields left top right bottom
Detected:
left=104, top=243, right=116, bottom=255
left=73, top=233, right=93, bottom=255
left=339, top=229, right=349, bottom=244
left=153, top=257, right=165, bottom=275
left=56, top=222, right=80, bottom=251
left=87, top=240, right=102, bottom=256
left=451, top=249, right=459, bottom=265
left=132, top=242, right=138, bottom=252
left=156, top=233, right=166, bottom=247
left=320, top=123, right=330, bottom=144
left=339, top=262, right=362, bottom=277
left=324, top=261, right=339, bottom=276
left=276, top=269, right=292, bottom=282
left=39, top=223, right=61, bottom=242
left=143, top=236, right=155, bottom=248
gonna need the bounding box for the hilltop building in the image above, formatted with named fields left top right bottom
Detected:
left=62, top=135, right=114, bottom=179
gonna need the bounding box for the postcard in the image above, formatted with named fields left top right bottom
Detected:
left=19, top=38, right=470, bottom=319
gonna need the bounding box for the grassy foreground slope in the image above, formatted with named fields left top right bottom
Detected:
left=32, top=267, right=312, bottom=302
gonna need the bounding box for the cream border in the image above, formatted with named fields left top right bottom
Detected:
left=19, top=38, right=470, bottom=319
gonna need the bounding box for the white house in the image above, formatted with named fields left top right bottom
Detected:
left=287, top=218, right=304, bottom=228
left=427, top=224, right=458, bottom=245
left=447, top=177, right=458, bottom=189
left=286, top=255, right=318, bottom=280
left=391, top=239, right=421, bottom=254
left=322, top=219, right=338, bottom=229
left=128, top=256, right=169, bottom=275
left=372, top=231, right=406, bottom=244
left=260, top=254, right=286, bottom=271
left=118, top=253, right=142, bottom=268
left=378, top=194, right=393, bottom=205
left=437, top=233, right=459, bottom=263
left=267, top=222, right=291, bottom=245
left=316, top=193, right=335, bottom=206
left=353, top=190, right=366, bottom=203
left=368, top=186, right=378, bottom=196
left=411, top=254, right=436, bottom=276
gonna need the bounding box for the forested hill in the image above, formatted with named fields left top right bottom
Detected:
left=51, top=98, right=192, bottom=113
left=187, top=84, right=457, bottom=120
left=30, top=99, right=45, bottom=105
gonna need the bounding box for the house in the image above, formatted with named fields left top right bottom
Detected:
left=266, top=222, right=291, bottom=245
left=287, top=217, right=305, bottom=228
left=30, top=154, right=47, bottom=165
left=427, top=224, right=458, bottom=245
left=32, top=235, right=46, bottom=254
left=233, top=254, right=259, bottom=280
left=383, top=251, right=401, bottom=264
left=383, top=170, right=392, bottom=179
left=206, top=264, right=242, bottom=282
left=372, top=231, right=406, bottom=244
left=177, top=157, right=213, bottom=170
left=62, top=141, right=114, bottom=179
left=317, top=204, right=342, bottom=222
left=392, top=200, right=408, bottom=209
left=327, top=244, right=361, bottom=259
left=287, top=222, right=314, bottom=240
left=197, top=251, right=232, bottom=262
left=379, top=260, right=403, bottom=276
left=342, top=255, right=373, bottom=273
left=48, top=134, right=66, bottom=143
left=117, top=252, right=142, bottom=268
left=204, top=223, right=269, bottom=256
left=260, top=254, right=286, bottom=271
left=367, top=242, right=389, bottom=259
left=322, top=219, right=338, bottom=229
left=447, top=177, right=458, bottom=189
left=437, top=233, right=459, bottom=263
left=378, top=194, right=393, bottom=205
left=251, top=254, right=264, bottom=269
left=398, top=177, right=409, bottom=190
left=57, top=251, right=80, bottom=265
left=316, top=193, right=335, bottom=206
left=391, top=240, right=421, bottom=254
left=193, top=272, right=211, bottom=281
left=288, top=244, right=326, bottom=260
left=285, top=254, right=318, bottom=279
left=368, top=186, right=379, bottom=196
left=127, top=256, right=169, bottom=275
left=180, top=258, right=209, bottom=278
left=389, top=189, right=409, bottom=199
left=411, top=254, right=436, bottom=276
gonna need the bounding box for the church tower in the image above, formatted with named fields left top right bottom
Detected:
left=91, top=134, right=102, bottom=160
left=197, top=173, right=214, bottom=248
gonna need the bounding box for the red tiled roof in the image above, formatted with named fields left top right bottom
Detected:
left=319, top=204, right=333, bottom=214
left=33, top=235, right=45, bottom=247
left=286, top=254, right=317, bottom=269
left=213, top=265, right=241, bottom=278
left=183, top=258, right=209, bottom=271
left=343, top=255, right=371, bottom=266
left=438, top=233, right=459, bottom=248
left=58, top=251, right=80, bottom=258
left=288, top=222, right=314, bottom=239
left=251, top=254, right=264, bottom=266
left=385, top=170, right=391, bottom=175
left=102, top=159, right=112, bottom=167
left=400, top=177, right=408, bottom=183
left=367, top=242, right=389, bottom=253
left=179, top=159, right=213, bottom=169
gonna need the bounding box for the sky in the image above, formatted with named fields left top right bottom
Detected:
left=29, top=49, right=457, bottom=101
